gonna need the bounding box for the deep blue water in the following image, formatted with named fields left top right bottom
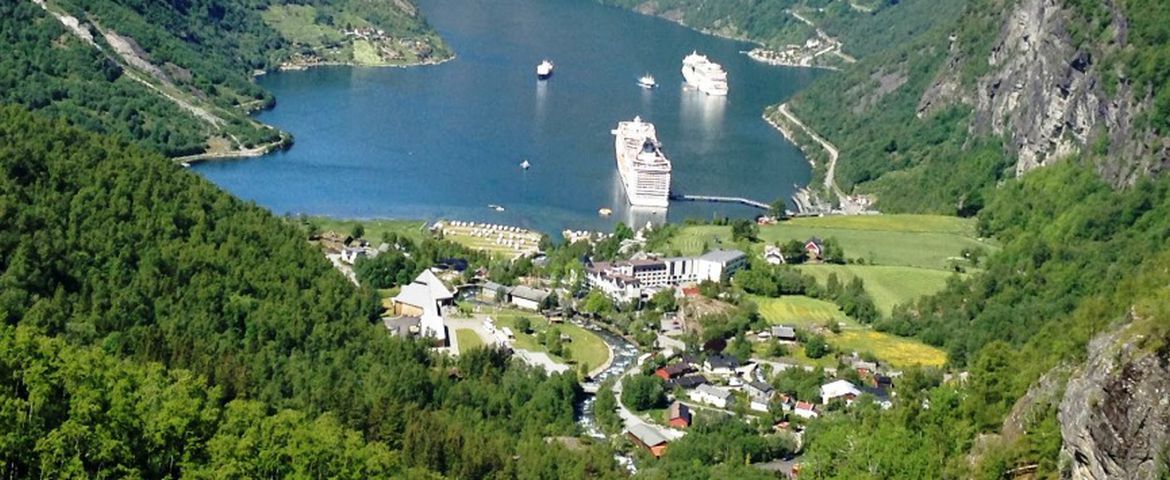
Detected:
left=194, top=0, right=822, bottom=234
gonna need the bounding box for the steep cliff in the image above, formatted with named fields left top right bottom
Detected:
left=1060, top=312, right=1170, bottom=480
left=921, top=0, right=1169, bottom=184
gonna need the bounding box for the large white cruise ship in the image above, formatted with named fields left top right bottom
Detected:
left=612, top=116, right=672, bottom=208
left=681, top=51, right=728, bottom=96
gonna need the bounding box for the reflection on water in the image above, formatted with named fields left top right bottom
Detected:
left=679, top=87, right=727, bottom=154
left=534, top=79, right=548, bottom=125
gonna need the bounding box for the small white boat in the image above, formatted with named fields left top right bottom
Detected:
left=520, top=159, right=531, bottom=170
left=488, top=204, right=506, bottom=212
left=536, top=59, right=554, bottom=79
left=637, top=74, right=657, bottom=89
left=598, top=208, right=613, bottom=217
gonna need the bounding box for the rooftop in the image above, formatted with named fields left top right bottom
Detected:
left=509, top=285, right=550, bottom=302
left=698, top=249, right=746, bottom=263
left=627, top=423, right=668, bottom=447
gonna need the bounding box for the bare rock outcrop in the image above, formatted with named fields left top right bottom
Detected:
left=1059, top=322, right=1170, bottom=480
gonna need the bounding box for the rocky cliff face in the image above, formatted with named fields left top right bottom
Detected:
left=920, top=0, right=1169, bottom=184
left=1059, top=319, right=1170, bottom=480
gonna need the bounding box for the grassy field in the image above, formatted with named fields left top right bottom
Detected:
left=351, top=40, right=382, bottom=65
left=303, top=217, right=428, bottom=244
left=670, top=214, right=992, bottom=270
left=488, top=309, right=610, bottom=371
left=751, top=295, right=846, bottom=328
left=262, top=5, right=344, bottom=47
left=835, top=330, right=946, bottom=367
left=455, top=328, right=485, bottom=352
left=797, top=265, right=959, bottom=315
left=751, top=295, right=946, bottom=368
left=439, top=222, right=541, bottom=258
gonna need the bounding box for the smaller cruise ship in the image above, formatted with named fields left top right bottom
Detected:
left=638, top=74, right=657, bottom=89
left=681, top=51, right=728, bottom=96
left=536, top=60, right=554, bottom=79
left=612, top=116, right=672, bottom=208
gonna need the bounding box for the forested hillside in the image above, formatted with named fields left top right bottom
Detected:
left=0, top=107, right=619, bottom=478
left=2, top=0, right=448, bottom=157
left=603, top=0, right=1170, bottom=477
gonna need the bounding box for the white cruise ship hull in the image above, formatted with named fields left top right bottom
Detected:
left=682, top=66, right=728, bottom=96
left=612, top=117, right=672, bottom=208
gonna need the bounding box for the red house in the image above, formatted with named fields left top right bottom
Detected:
left=668, top=401, right=692, bottom=429
left=804, top=237, right=824, bottom=261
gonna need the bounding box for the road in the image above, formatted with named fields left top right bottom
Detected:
left=612, top=353, right=687, bottom=441
left=445, top=316, right=570, bottom=373
left=778, top=103, right=844, bottom=200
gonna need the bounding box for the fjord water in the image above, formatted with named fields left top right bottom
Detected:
left=194, top=0, right=820, bottom=234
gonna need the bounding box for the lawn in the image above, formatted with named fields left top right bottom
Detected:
left=351, top=39, right=383, bottom=65
left=797, top=264, right=959, bottom=315
left=455, top=328, right=485, bottom=353
left=669, top=214, right=994, bottom=270
left=751, top=295, right=847, bottom=328
left=261, top=5, right=344, bottom=47
left=302, top=217, right=428, bottom=244
left=488, top=309, right=610, bottom=372
left=751, top=295, right=946, bottom=368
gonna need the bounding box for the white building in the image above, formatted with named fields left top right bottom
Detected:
left=820, top=379, right=862, bottom=405
left=764, top=245, right=786, bottom=265
left=508, top=285, right=550, bottom=311
left=689, top=384, right=733, bottom=409
left=389, top=269, right=455, bottom=346
left=586, top=249, right=747, bottom=302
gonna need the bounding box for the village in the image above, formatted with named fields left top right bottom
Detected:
left=306, top=213, right=984, bottom=476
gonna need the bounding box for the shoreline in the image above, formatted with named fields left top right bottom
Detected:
left=742, top=49, right=841, bottom=71
left=273, top=52, right=457, bottom=74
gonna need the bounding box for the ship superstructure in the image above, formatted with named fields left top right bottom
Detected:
left=681, top=51, right=728, bottom=96
left=611, top=116, right=671, bottom=208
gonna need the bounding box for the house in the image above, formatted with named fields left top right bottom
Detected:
left=654, top=363, right=694, bottom=381
left=477, top=281, right=509, bottom=302
left=745, top=380, right=775, bottom=400
left=746, top=381, right=775, bottom=412
left=771, top=325, right=798, bottom=342
left=668, top=401, right=692, bottom=428
left=388, top=270, right=452, bottom=347
left=793, top=401, right=819, bottom=419
left=804, top=237, right=825, bottom=261
left=689, top=384, right=733, bottom=409
left=820, top=379, right=862, bottom=405
left=703, top=354, right=740, bottom=374
left=666, top=375, right=709, bottom=390
left=626, top=424, right=669, bottom=458
left=509, top=285, right=550, bottom=311
left=764, top=245, right=786, bottom=265
left=863, top=387, right=894, bottom=410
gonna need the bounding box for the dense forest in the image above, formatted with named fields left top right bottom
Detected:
left=2, top=0, right=447, bottom=157
left=0, top=107, right=622, bottom=478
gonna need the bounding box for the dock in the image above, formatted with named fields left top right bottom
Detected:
left=668, top=192, right=771, bottom=211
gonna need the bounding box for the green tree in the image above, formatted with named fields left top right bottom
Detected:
left=621, top=374, right=666, bottom=411
left=804, top=334, right=831, bottom=359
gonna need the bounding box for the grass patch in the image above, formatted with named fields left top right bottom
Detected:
left=488, top=309, right=609, bottom=371
left=797, top=264, right=959, bottom=315
left=303, top=217, right=427, bottom=244
left=455, top=328, right=485, bottom=352
left=670, top=214, right=994, bottom=270
left=262, top=5, right=344, bottom=47
left=835, top=330, right=947, bottom=367
left=751, top=295, right=946, bottom=368
left=351, top=39, right=383, bottom=65
left=752, top=295, right=849, bottom=328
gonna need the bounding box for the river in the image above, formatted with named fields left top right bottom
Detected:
left=193, top=0, right=822, bottom=234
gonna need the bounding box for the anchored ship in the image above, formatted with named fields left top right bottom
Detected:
left=536, top=59, right=554, bottom=79
left=681, top=51, right=728, bottom=96
left=638, top=73, right=657, bottom=89
left=611, top=116, right=671, bottom=208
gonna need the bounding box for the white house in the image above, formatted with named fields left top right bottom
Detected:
left=820, top=379, right=862, bottom=405
left=764, top=245, right=786, bottom=265
left=689, top=384, right=733, bottom=409
left=793, top=401, right=819, bottom=419
left=508, top=285, right=550, bottom=311
left=340, top=247, right=367, bottom=264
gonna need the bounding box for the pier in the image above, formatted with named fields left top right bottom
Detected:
left=669, top=192, right=772, bottom=211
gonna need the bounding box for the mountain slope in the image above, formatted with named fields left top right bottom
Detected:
left=0, top=106, right=620, bottom=478
left=2, top=0, right=449, bottom=158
